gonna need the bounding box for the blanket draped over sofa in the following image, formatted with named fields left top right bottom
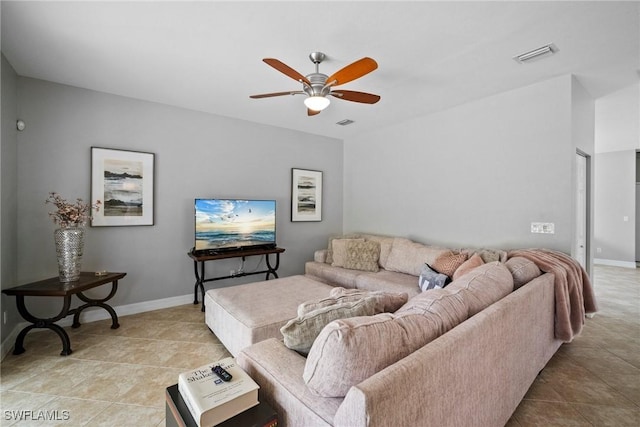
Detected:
left=507, top=248, right=597, bottom=342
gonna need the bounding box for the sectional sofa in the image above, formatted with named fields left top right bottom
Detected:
left=212, top=234, right=596, bottom=426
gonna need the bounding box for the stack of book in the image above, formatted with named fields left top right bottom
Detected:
left=178, top=357, right=260, bottom=427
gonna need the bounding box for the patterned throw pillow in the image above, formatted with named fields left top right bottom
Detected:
left=331, top=240, right=380, bottom=272
left=432, top=252, right=468, bottom=277
left=280, top=298, right=377, bottom=355
left=325, top=234, right=361, bottom=264
left=418, top=264, right=450, bottom=291
left=299, top=288, right=408, bottom=316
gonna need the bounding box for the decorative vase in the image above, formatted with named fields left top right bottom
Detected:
left=54, top=227, right=85, bottom=282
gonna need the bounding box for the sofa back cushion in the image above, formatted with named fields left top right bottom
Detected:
left=303, top=289, right=468, bottom=397
left=385, top=238, right=451, bottom=276
left=452, top=253, right=485, bottom=280
left=446, top=261, right=514, bottom=316
left=505, top=256, right=542, bottom=289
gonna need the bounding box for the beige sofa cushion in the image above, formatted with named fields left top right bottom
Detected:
left=331, top=239, right=380, bottom=272
left=385, top=237, right=451, bottom=276
left=505, top=256, right=542, bottom=289
left=446, top=261, right=514, bottom=316
left=298, top=288, right=408, bottom=316
left=452, top=253, right=485, bottom=280
left=303, top=289, right=468, bottom=397
left=304, top=261, right=361, bottom=288
left=280, top=298, right=377, bottom=355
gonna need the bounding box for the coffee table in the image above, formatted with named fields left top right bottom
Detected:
left=2, top=272, right=126, bottom=356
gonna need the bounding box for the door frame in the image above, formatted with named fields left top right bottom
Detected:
left=575, top=149, right=592, bottom=275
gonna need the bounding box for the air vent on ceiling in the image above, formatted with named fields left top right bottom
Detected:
left=336, top=119, right=355, bottom=126
left=513, top=43, right=557, bottom=64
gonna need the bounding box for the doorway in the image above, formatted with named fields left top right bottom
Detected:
left=574, top=150, right=591, bottom=273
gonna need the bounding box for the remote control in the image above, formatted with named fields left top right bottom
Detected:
left=212, top=365, right=232, bottom=382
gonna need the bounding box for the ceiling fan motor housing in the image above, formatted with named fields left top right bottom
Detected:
left=304, top=73, right=330, bottom=97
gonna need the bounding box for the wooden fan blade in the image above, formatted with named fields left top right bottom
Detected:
left=263, top=58, right=311, bottom=86
left=250, top=91, right=302, bottom=99
left=308, top=108, right=321, bottom=116
left=331, top=90, right=381, bottom=104
left=325, top=57, right=378, bottom=87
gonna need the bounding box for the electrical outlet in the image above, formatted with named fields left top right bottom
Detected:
left=531, top=222, right=555, bottom=234
left=597, top=247, right=602, bottom=254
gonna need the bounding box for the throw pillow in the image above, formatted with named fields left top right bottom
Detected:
left=298, top=288, right=407, bottom=316
left=330, top=238, right=365, bottom=268
left=331, top=240, right=380, bottom=272
left=280, top=298, right=377, bottom=355
left=432, top=252, right=468, bottom=277
left=325, top=234, right=361, bottom=264
left=505, top=256, right=542, bottom=289
left=463, top=248, right=507, bottom=263
left=357, top=234, right=395, bottom=269
left=329, top=288, right=408, bottom=312
left=452, top=253, right=485, bottom=280
left=418, top=263, right=450, bottom=291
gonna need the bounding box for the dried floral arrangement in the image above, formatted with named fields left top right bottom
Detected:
left=46, top=192, right=101, bottom=228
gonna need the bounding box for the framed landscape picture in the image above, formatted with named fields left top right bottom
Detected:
left=291, top=168, right=322, bottom=222
left=91, top=147, right=155, bottom=226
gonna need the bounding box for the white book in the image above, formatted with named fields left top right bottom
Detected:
left=178, top=357, right=260, bottom=427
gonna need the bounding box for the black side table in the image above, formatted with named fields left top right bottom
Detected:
left=165, top=384, right=278, bottom=427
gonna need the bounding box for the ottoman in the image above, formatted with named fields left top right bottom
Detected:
left=204, top=275, right=334, bottom=356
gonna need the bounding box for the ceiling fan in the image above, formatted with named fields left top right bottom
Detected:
left=250, top=52, right=380, bottom=116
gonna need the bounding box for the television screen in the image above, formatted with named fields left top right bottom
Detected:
left=195, top=199, right=276, bottom=252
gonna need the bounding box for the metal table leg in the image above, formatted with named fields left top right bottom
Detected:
left=13, top=295, right=73, bottom=356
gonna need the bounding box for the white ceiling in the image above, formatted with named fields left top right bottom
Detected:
left=2, top=1, right=639, bottom=139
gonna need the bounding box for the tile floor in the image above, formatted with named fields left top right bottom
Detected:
left=0, top=265, right=638, bottom=426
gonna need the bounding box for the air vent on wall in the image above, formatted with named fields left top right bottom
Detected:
left=336, top=119, right=355, bottom=126
left=513, top=43, right=557, bottom=64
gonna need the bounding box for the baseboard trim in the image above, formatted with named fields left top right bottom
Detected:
left=1, top=293, right=194, bottom=361
left=594, top=258, right=637, bottom=269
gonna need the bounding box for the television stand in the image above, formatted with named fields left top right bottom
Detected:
left=188, top=246, right=285, bottom=311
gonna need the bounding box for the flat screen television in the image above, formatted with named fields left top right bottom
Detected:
left=194, top=199, right=276, bottom=253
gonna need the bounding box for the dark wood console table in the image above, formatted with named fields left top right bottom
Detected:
left=2, top=272, right=125, bottom=356
left=188, top=247, right=285, bottom=311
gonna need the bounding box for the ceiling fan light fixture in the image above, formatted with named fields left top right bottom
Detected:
left=304, top=96, right=330, bottom=111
